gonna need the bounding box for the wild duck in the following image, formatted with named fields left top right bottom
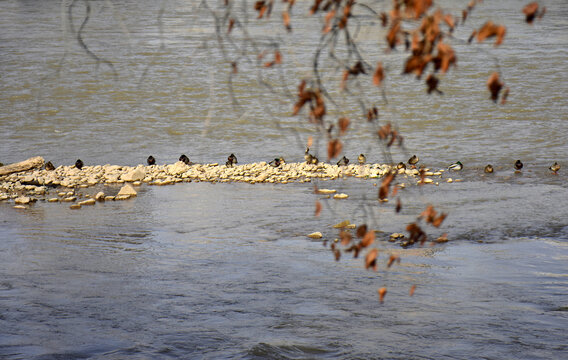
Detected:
left=337, top=156, right=349, bottom=166
left=448, top=161, right=463, bottom=171
left=549, top=162, right=560, bottom=174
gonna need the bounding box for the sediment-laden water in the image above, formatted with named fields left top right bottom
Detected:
left=1, top=0, right=567, bottom=359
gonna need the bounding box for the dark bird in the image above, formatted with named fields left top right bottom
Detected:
left=358, top=154, right=366, bottom=165
left=549, top=162, right=560, bottom=174
left=448, top=161, right=463, bottom=171
left=147, top=156, right=156, bottom=165
left=484, top=164, right=494, bottom=173
left=397, top=162, right=406, bottom=170
left=408, top=155, right=419, bottom=166
left=226, top=153, right=238, bottom=167
left=269, top=157, right=285, bottom=167
left=75, top=159, right=84, bottom=170
left=514, top=160, right=523, bottom=172
left=179, top=154, right=191, bottom=165
left=337, top=156, right=349, bottom=166
left=45, top=161, right=55, bottom=171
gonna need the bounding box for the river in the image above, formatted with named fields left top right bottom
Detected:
left=1, top=0, right=567, bottom=359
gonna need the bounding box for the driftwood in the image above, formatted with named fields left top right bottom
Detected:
left=0, top=156, right=45, bottom=176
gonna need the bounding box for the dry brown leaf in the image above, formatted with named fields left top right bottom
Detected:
left=315, top=200, right=322, bottom=217
left=361, top=230, right=375, bottom=248
left=387, top=254, right=400, bottom=268
left=378, top=287, right=387, bottom=303
left=476, top=21, right=506, bottom=46
left=373, top=62, right=384, bottom=86
left=409, top=284, right=416, bottom=296
left=339, top=230, right=352, bottom=246
left=487, top=72, right=504, bottom=103
left=365, top=248, right=378, bottom=271
left=338, top=117, right=350, bottom=136
left=356, top=224, right=368, bottom=238
left=327, top=139, right=343, bottom=160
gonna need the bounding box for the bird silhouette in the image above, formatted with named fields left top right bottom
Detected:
left=75, top=159, right=84, bottom=170
left=147, top=156, right=156, bottom=165
left=179, top=154, right=191, bottom=165
left=514, top=160, right=523, bottom=172
left=484, top=164, right=494, bottom=173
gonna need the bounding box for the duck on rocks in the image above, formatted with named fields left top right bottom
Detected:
left=226, top=153, right=238, bottom=167
left=358, top=154, right=366, bottom=165
left=408, top=155, right=419, bottom=166
left=147, top=156, right=156, bottom=165
left=337, top=156, right=349, bottom=166
left=45, top=161, right=55, bottom=171
left=269, top=157, right=285, bottom=167
left=179, top=154, right=192, bottom=165
left=484, top=164, right=494, bottom=173
left=75, top=159, right=84, bottom=170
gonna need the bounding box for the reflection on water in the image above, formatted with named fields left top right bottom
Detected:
left=1, top=0, right=568, bottom=358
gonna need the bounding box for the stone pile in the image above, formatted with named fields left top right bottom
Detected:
left=0, top=160, right=448, bottom=209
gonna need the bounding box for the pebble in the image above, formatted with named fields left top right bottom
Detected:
left=333, top=193, right=349, bottom=199
left=15, top=196, right=31, bottom=205
left=307, top=232, right=323, bottom=239
left=78, top=199, right=96, bottom=206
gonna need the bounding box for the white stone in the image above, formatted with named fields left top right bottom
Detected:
left=307, top=232, right=323, bottom=239
left=121, top=168, right=145, bottom=182
left=79, top=199, right=96, bottom=206
left=117, top=183, right=137, bottom=197
left=14, top=196, right=31, bottom=205
left=166, top=161, right=190, bottom=176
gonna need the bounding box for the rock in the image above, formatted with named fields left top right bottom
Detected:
left=317, top=188, right=336, bottom=194
left=13, top=205, right=27, bottom=209
left=419, top=178, right=433, bottom=184
left=47, top=198, right=59, bottom=203
left=333, top=193, right=349, bottom=199
left=333, top=220, right=351, bottom=228
left=115, top=195, right=131, bottom=201
left=307, top=232, right=323, bottom=239
left=61, top=197, right=77, bottom=202
left=15, top=196, right=31, bottom=204
left=117, top=184, right=137, bottom=197
left=95, top=192, right=105, bottom=201
left=78, top=199, right=96, bottom=206
left=447, top=178, right=453, bottom=183
left=70, top=204, right=81, bottom=209
left=166, top=161, right=190, bottom=176
left=104, top=196, right=115, bottom=201
left=121, top=168, right=145, bottom=182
